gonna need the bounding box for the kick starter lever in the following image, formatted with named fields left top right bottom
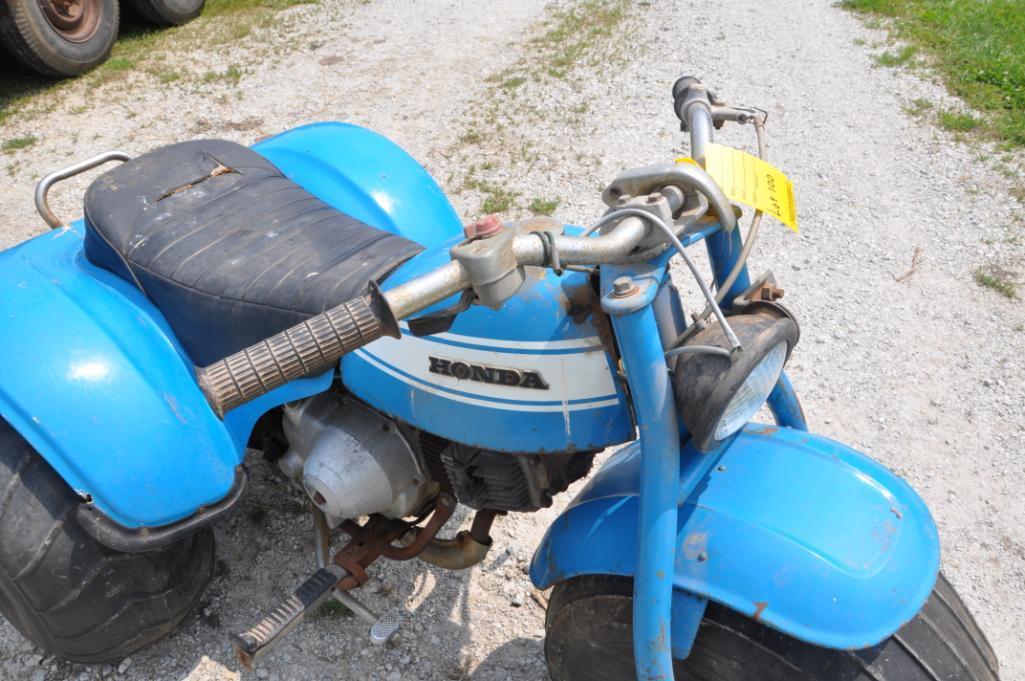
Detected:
left=232, top=564, right=402, bottom=670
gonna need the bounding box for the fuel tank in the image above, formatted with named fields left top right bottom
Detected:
left=254, top=122, right=634, bottom=454
left=342, top=236, right=635, bottom=453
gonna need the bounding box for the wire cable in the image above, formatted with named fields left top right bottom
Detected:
left=589, top=207, right=741, bottom=351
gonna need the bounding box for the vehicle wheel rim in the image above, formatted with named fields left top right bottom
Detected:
left=37, top=0, right=102, bottom=43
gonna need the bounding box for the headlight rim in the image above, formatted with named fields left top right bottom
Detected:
left=672, top=309, right=799, bottom=452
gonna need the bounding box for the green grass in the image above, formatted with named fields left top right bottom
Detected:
left=0, top=0, right=317, bottom=124
left=481, top=186, right=519, bottom=214
left=105, top=57, right=136, bottom=72
left=528, top=197, right=560, bottom=215
left=874, top=44, right=917, bottom=67
left=531, top=0, right=630, bottom=79
left=974, top=268, right=1017, bottom=299
left=500, top=76, right=527, bottom=89
left=202, top=65, right=243, bottom=85
left=156, top=69, right=183, bottom=84
left=937, top=109, right=980, bottom=132
left=903, top=97, right=933, bottom=117
left=459, top=129, right=484, bottom=146
left=0, top=67, right=54, bottom=125
left=203, top=0, right=315, bottom=15
left=315, top=599, right=354, bottom=619
left=2, top=135, right=37, bottom=152
left=841, top=0, right=1025, bottom=147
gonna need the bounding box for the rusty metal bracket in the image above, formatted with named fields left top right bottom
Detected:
left=332, top=493, right=457, bottom=591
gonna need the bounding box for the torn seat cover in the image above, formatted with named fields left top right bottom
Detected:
left=83, top=139, right=423, bottom=365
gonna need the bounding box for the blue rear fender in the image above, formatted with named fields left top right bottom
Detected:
left=0, top=226, right=332, bottom=530
left=253, top=121, right=463, bottom=250
left=0, top=122, right=463, bottom=532
left=530, top=424, right=941, bottom=651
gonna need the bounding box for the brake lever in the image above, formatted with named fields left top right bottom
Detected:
left=406, top=290, right=476, bottom=337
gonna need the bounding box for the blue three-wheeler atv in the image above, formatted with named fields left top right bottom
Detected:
left=0, top=77, right=999, bottom=681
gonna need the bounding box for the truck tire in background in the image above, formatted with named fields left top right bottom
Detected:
left=0, top=0, right=119, bottom=77
left=127, top=0, right=205, bottom=27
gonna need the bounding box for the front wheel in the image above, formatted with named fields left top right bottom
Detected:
left=545, top=574, right=999, bottom=681
left=0, top=420, right=215, bottom=663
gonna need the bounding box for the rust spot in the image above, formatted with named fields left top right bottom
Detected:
left=743, top=282, right=785, bottom=302
left=752, top=601, right=768, bottom=622
left=562, top=281, right=598, bottom=325
left=890, top=506, right=903, bottom=520
left=560, top=281, right=616, bottom=356
left=682, top=531, right=708, bottom=561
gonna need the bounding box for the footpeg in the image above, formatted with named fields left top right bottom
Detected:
left=331, top=590, right=404, bottom=646
left=233, top=564, right=345, bottom=670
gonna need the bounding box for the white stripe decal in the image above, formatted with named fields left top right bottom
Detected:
left=398, top=323, right=603, bottom=351
left=354, top=350, right=620, bottom=413
left=354, top=332, right=620, bottom=413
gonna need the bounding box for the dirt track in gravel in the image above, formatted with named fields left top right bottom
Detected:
left=1, top=1, right=1023, bottom=680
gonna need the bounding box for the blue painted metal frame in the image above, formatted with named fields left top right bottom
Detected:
left=767, top=372, right=808, bottom=431
left=600, top=263, right=683, bottom=680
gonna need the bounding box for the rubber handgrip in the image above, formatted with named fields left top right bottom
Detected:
left=197, top=289, right=396, bottom=417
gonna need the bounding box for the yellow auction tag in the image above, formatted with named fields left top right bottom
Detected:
left=677, top=143, right=798, bottom=231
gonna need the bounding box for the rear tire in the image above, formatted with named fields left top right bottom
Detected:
left=545, top=574, right=1000, bottom=681
left=0, top=420, right=215, bottom=664
left=126, top=0, right=205, bottom=26
left=0, top=0, right=118, bottom=77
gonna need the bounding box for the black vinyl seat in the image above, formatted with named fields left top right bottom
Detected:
left=83, top=139, right=423, bottom=365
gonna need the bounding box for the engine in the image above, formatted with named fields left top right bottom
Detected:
left=276, top=393, right=595, bottom=524
left=277, top=394, right=438, bottom=527
left=418, top=432, right=595, bottom=512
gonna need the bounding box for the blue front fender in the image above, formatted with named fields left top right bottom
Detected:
left=530, top=424, right=941, bottom=650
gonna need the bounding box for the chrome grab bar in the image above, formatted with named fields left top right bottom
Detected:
left=35, top=150, right=132, bottom=229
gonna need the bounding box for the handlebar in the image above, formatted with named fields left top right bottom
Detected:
left=197, top=76, right=759, bottom=417
left=197, top=217, right=652, bottom=416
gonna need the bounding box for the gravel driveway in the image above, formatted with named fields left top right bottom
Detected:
left=1, top=1, right=1023, bottom=680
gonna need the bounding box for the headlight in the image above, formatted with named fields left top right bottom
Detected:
left=672, top=309, right=798, bottom=451
left=713, top=341, right=788, bottom=440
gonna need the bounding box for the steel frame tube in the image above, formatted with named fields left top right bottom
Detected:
left=767, top=372, right=808, bottom=431
left=604, top=267, right=681, bottom=681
